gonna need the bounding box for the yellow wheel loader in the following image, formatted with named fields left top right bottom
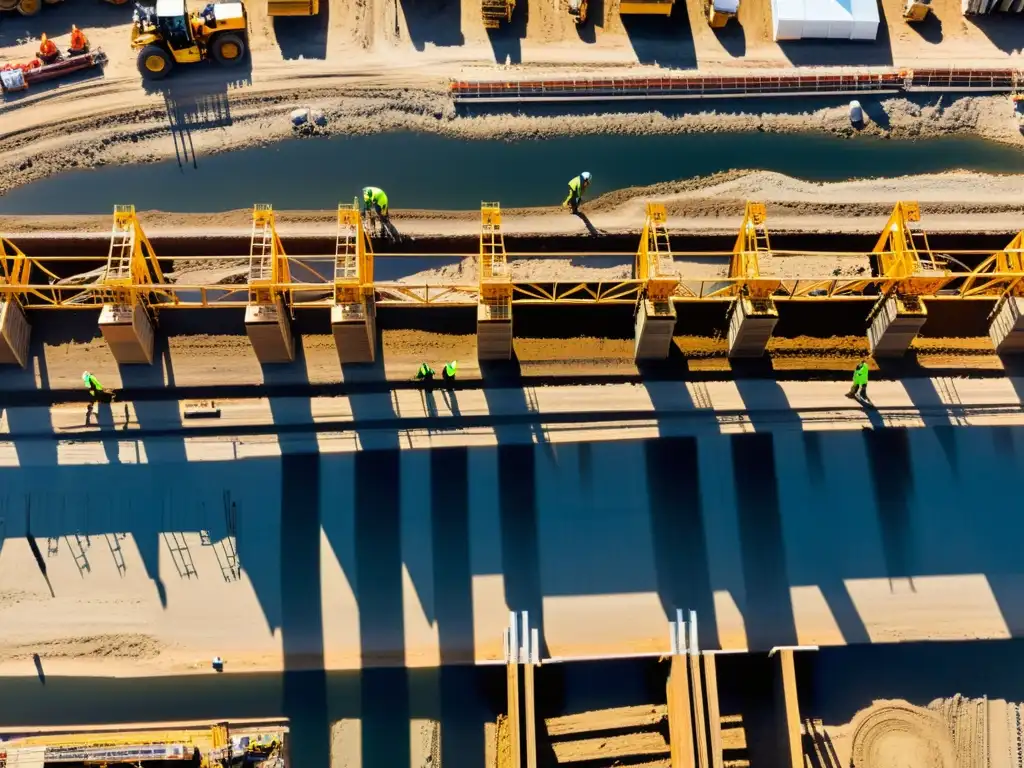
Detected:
left=131, top=0, right=247, bottom=80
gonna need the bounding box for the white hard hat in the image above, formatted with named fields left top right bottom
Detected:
left=581, top=171, right=592, bottom=181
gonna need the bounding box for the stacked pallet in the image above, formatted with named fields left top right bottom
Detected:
left=962, top=0, right=1022, bottom=15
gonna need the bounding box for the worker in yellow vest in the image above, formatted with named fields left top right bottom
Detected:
left=562, top=171, right=592, bottom=215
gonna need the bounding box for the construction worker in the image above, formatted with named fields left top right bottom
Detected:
left=442, top=360, right=457, bottom=382
left=847, top=360, right=870, bottom=401
left=38, top=33, right=60, bottom=65
left=68, top=25, right=89, bottom=56
left=415, top=362, right=435, bottom=382
left=83, top=370, right=103, bottom=398
left=362, top=186, right=389, bottom=218
left=562, top=171, right=592, bottom=215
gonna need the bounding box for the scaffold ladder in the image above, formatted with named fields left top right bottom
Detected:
left=480, top=202, right=512, bottom=318
left=636, top=203, right=678, bottom=301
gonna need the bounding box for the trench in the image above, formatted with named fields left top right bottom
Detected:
left=3, top=131, right=1024, bottom=214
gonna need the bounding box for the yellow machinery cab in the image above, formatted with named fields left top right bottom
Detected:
left=132, top=0, right=248, bottom=79
left=266, top=0, right=318, bottom=15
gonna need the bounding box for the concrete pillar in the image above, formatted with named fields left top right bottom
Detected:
left=867, top=295, right=927, bottom=357
left=634, top=299, right=677, bottom=361
left=727, top=297, right=779, bottom=358
left=245, top=297, right=294, bottom=364
left=99, top=302, right=154, bottom=365
left=477, top=302, right=513, bottom=361
left=774, top=649, right=803, bottom=768
left=0, top=299, right=30, bottom=368
left=332, top=298, right=376, bottom=364
left=989, top=297, right=1024, bottom=354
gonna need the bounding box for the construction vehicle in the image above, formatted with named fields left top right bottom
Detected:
left=131, top=0, right=248, bottom=80
left=266, top=0, right=316, bottom=14
left=705, top=0, right=737, bottom=26
left=481, top=0, right=514, bottom=28
left=903, top=0, right=931, bottom=20
left=619, top=0, right=673, bottom=15
left=0, top=0, right=128, bottom=17
left=567, top=0, right=587, bottom=24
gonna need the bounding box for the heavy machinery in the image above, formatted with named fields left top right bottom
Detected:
left=567, top=0, right=587, bottom=24
left=705, top=0, right=737, bottom=26
left=131, top=0, right=247, bottom=80
left=0, top=0, right=127, bottom=17
left=266, top=0, right=316, bottom=15
left=481, top=0, right=514, bottom=28
left=618, top=0, right=673, bottom=15
left=903, top=0, right=931, bottom=20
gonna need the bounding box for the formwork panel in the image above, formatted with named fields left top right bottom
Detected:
left=703, top=654, right=724, bottom=768
left=331, top=301, right=376, bottom=364
left=667, top=655, right=696, bottom=768
left=867, top=295, right=927, bottom=358
left=727, top=297, right=779, bottom=358
left=478, top=303, right=513, bottom=361
left=634, top=299, right=677, bottom=361
left=775, top=650, right=803, bottom=768
left=0, top=299, right=30, bottom=368
left=245, top=298, right=295, bottom=364
left=988, top=297, right=1024, bottom=354
left=99, top=302, right=155, bottom=365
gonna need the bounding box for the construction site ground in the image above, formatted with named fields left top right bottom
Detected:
left=1, top=0, right=1023, bottom=193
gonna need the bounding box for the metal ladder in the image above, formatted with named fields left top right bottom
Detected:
left=335, top=212, right=359, bottom=283
left=105, top=205, right=136, bottom=283
left=248, top=204, right=274, bottom=286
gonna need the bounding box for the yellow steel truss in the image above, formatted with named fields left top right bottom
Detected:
left=248, top=204, right=290, bottom=305
left=3, top=202, right=1024, bottom=312
left=334, top=200, right=375, bottom=304
left=481, top=202, right=512, bottom=318
left=635, top=203, right=678, bottom=301
left=102, top=204, right=166, bottom=307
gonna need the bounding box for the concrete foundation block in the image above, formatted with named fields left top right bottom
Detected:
left=989, top=297, right=1024, bottom=354
left=331, top=300, right=376, bottom=364
left=0, top=299, right=30, bottom=368
left=477, top=302, right=513, bottom=361
left=99, top=302, right=155, bottom=365
left=727, top=297, right=779, bottom=358
left=634, top=299, right=677, bottom=361
left=245, top=298, right=295, bottom=364
left=867, top=295, right=927, bottom=358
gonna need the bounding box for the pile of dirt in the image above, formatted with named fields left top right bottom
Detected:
left=0, top=633, right=163, bottom=661
left=848, top=701, right=956, bottom=768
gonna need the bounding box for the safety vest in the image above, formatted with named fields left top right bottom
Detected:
left=444, top=361, right=457, bottom=377
left=853, top=364, right=869, bottom=386
left=364, top=187, right=388, bottom=208
left=84, top=374, right=102, bottom=391
left=417, top=363, right=434, bottom=378
left=567, top=176, right=581, bottom=193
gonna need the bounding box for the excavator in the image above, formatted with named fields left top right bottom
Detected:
left=131, top=0, right=248, bottom=79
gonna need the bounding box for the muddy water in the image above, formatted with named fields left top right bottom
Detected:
left=2, top=424, right=1024, bottom=764
left=2, top=131, right=1024, bottom=214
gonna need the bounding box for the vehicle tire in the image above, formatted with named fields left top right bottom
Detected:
left=210, top=33, right=246, bottom=66
left=137, top=45, right=173, bottom=79
left=16, top=0, right=42, bottom=16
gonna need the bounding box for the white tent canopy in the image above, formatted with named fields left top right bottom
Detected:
left=771, top=0, right=879, bottom=40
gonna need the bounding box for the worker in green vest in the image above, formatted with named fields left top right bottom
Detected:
left=562, top=171, right=592, bottom=215
left=83, top=370, right=114, bottom=421
left=415, top=362, right=435, bottom=382
left=442, top=360, right=458, bottom=382
left=847, top=360, right=870, bottom=401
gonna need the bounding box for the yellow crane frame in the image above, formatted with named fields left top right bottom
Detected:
left=725, top=201, right=781, bottom=299
left=247, top=204, right=290, bottom=306
left=635, top=202, right=679, bottom=301
left=334, top=200, right=374, bottom=305
left=102, top=204, right=167, bottom=307
left=480, top=202, right=512, bottom=319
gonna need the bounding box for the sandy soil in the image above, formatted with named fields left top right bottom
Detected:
left=2, top=171, right=1022, bottom=242
left=0, top=0, right=1022, bottom=195
left=816, top=696, right=1020, bottom=768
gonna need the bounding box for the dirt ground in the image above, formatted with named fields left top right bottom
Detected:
left=0, top=0, right=1022, bottom=194
left=2, top=170, right=1023, bottom=240
left=817, top=696, right=1020, bottom=768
